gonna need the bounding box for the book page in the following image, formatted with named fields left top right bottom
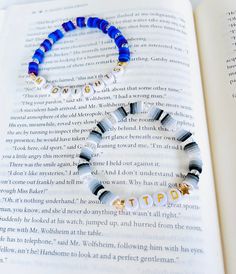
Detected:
left=0, top=0, right=224, bottom=273
left=195, top=1, right=236, bottom=273
left=0, top=10, right=6, bottom=33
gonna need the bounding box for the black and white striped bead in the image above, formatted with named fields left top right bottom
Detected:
left=175, top=129, right=192, bottom=142
left=77, top=101, right=203, bottom=210
left=148, top=106, right=164, bottom=120
left=184, top=141, right=201, bottom=158
left=86, top=178, right=105, bottom=196
left=130, top=101, right=144, bottom=114
left=79, top=147, right=93, bottom=161
left=97, top=118, right=113, bottom=133
left=87, top=130, right=102, bottom=145
left=160, top=113, right=177, bottom=130
left=182, top=172, right=200, bottom=189
left=189, top=159, right=203, bottom=174
left=111, top=106, right=128, bottom=122
left=77, top=162, right=92, bottom=178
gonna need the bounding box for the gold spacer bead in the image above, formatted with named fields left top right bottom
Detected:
left=112, top=199, right=125, bottom=210
left=117, top=61, right=127, bottom=67
left=29, top=73, right=37, bottom=81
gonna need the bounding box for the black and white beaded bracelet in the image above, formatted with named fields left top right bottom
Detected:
left=77, top=101, right=203, bottom=211
left=28, top=16, right=130, bottom=98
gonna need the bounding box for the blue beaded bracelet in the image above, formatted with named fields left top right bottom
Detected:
left=77, top=101, right=203, bottom=211
left=28, top=16, right=130, bottom=98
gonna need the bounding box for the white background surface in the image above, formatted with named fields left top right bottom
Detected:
left=0, top=0, right=202, bottom=10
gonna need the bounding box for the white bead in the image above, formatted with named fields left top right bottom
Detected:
left=50, top=86, right=61, bottom=98
left=139, top=194, right=153, bottom=209
left=152, top=192, right=168, bottom=206
left=111, top=66, right=124, bottom=81
left=33, top=76, right=46, bottom=88
left=81, top=84, right=95, bottom=98
left=61, top=86, right=71, bottom=98
left=92, top=79, right=105, bottom=92
left=43, top=83, right=54, bottom=93
left=102, top=73, right=116, bottom=86
left=125, top=197, right=139, bottom=211
left=71, top=86, right=82, bottom=98
left=167, top=188, right=182, bottom=203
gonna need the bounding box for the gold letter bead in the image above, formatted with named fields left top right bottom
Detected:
left=82, top=84, right=94, bottom=98
left=152, top=192, right=168, bottom=206
left=102, top=73, right=116, bottom=85
left=139, top=194, right=153, bottom=209
left=125, top=197, right=139, bottom=211
left=168, top=188, right=182, bottom=203
left=92, top=79, right=105, bottom=92
left=61, top=87, right=71, bottom=98
left=51, top=87, right=61, bottom=98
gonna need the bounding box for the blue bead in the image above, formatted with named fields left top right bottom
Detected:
left=62, top=21, right=76, bottom=32
left=76, top=17, right=86, bottom=27
left=48, top=32, right=57, bottom=43
left=95, top=18, right=102, bottom=28
left=55, top=29, right=63, bottom=39
left=48, top=29, right=63, bottom=42
left=107, top=26, right=120, bottom=39
left=32, top=48, right=44, bottom=64
left=119, top=47, right=130, bottom=54
left=115, top=35, right=128, bottom=48
left=28, top=62, right=39, bottom=75
left=87, top=17, right=94, bottom=27
left=87, top=17, right=101, bottom=28
left=91, top=17, right=100, bottom=28
left=119, top=47, right=130, bottom=62
left=119, top=54, right=130, bottom=62
left=99, top=19, right=109, bottom=33
left=40, top=39, right=52, bottom=52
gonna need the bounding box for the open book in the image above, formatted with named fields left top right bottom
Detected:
left=0, top=0, right=235, bottom=273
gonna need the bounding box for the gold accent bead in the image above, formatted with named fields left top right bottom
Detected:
left=113, top=67, right=122, bottom=72
left=117, top=61, right=127, bottom=67
left=113, top=199, right=125, bottom=210
left=29, top=73, right=37, bottom=81
left=178, top=183, right=191, bottom=195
